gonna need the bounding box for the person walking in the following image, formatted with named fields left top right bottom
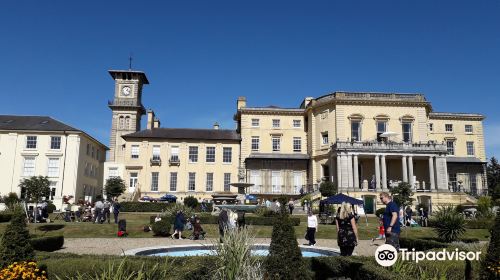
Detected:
left=94, top=199, right=104, bottom=224
left=379, top=192, right=401, bottom=250
left=405, top=206, right=413, bottom=226
left=335, top=202, right=359, bottom=256
left=171, top=210, right=186, bottom=240
left=306, top=211, right=318, bottom=246
left=112, top=199, right=121, bottom=224
left=288, top=198, right=295, bottom=215
left=218, top=208, right=229, bottom=243
left=103, top=199, right=111, bottom=224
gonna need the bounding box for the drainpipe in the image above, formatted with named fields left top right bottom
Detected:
left=59, top=131, right=69, bottom=210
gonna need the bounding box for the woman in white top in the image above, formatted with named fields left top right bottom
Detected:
left=306, top=211, right=318, bottom=246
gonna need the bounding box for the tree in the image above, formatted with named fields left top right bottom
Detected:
left=0, top=206, right=34, bottom=267
left=184, top=196, right=199, bottom=209
left=104, top=177, right=126, bottom=200
left=319, top=181, right=337, bottom=198
left=487, top=157, right=500, bottom=192
left=481, top=211, right=500, bottom=280
left=2, top=192, right=20, bottom=209
left=19, top=176, right=50, bottom=223
left=390, top=182, right=414, bottom=208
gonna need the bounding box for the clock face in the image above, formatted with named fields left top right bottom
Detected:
left=121, top=86, right=131, bottom=96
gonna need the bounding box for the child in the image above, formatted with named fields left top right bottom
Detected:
left=192, top=217, right=205, bottom=240
left=371, top=219, right=385, bottom=242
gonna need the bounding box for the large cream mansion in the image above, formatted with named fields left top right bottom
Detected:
left=104, top=69, right=486, bottom=213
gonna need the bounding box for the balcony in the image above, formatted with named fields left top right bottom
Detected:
left=169, top=155, right=180, bottom=166
left=334, top=141, right=447, bottom=154
left=150, top=156, right=162, bottom=166
left=248, top=185, right=305, bottom=195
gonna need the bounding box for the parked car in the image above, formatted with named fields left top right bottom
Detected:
left=139, top=196, right=157, bottom=202
left=158, top=194, right=177, bottom=203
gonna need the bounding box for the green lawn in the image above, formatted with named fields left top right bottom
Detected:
left=0, top=213, right=491, bottom=240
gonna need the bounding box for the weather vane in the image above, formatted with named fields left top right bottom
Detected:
left=128, top=53, right=133, bottom=70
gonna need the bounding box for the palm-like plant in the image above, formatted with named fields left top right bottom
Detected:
left=432, top=205, right=466, bottom=243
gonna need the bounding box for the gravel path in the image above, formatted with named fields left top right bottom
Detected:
left=60, top=238, right=380, bottom=257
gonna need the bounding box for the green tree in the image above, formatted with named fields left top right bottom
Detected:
left=0, top=206, right=34, bottom=267
left=264, top=212, right=310, bottom=279
left=184, top=196, right=199, bottom=209
left=390, top=182, right=414, bottom=208
left=433, top=205, right=466, bottom=243
left=319, top=181, right=337, bottom=198
left=477, top=196, right=494, bottom=218
left=487, top=157, right=500, bottom=195
left=104, top=177, right=126, bottom=200
left=481, top=210, right=500, bottom=280
left=2, top=192, right=20, bottom=209
left=19, top=176, right=50, bottom=223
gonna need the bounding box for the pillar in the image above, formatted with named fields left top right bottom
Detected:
left=341, top=154, right=349, bottom=189
left=435, top=156, right=449, bottom=191
left=428, top=156, right=435, bottom=190
left=353, top=155, right=359, bottom=189
left=402, top=156, right=408, bottom=183
left=347, top=155, right=353, bottom=189
left=336, top=155, right=342, bottom=187
left=375, top=155, right=381, bottom=190
left=381, top=155, right=387, bottom=189
left=408, top=156, right=414, bottom=188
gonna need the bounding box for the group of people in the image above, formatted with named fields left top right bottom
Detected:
left=168, top=211, right=206, bottom=240
left=65, top=198, right=121, bottom=224
left=261, top=198, right=298, bottom=215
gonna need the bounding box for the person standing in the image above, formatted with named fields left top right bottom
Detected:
left=94, top=199, right=104, bottom=224
left=218, top=208, right=229, bottom=243
left=306, top=211, right=318, bottom=246
left=335, top=202, right=358, bottom=256
left=112, top=199, right=121, bottom=224
left=103, top=199, right=111, bottom=224
left=379, top=192, right=400, bottom=250
left=405, top=206, right=413, bottom=226
left=288, top=199, right=295, bottom=215
left=171, top=210, right=186, bottom=240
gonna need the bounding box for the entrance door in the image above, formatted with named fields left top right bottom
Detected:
left=272, top=171, right=282, bottom=193
left=293, top=172, right=302, bottom=194
left=129, top=172, right=138, bottom=193
left=363, top=196, right=375, bottom=214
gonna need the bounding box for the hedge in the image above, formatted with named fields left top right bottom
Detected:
left=309, top=256, right=401, bottom=280
left=152, top=220, right=171, bottom=237
left=0, top=212, right=12, bottom=223
left=37, top=224, right=65, bottom=232
left=30, top=235, right=64, bottom=252
left=399, top=237, right=448, bottom=251
left=464, top=218, right=494, bottom=229
left=121, top=202, right=174, bottom=212
left=150, top=214, right=300, bottom=226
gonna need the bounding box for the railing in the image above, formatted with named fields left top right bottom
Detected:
left=150, top=156, right=162, bottom=166
left=169, top=156, right=180, bottom=166
left=334, top=141, right=447, bottom=153
left=248, top=185, right=305, bottom=195
left=108, top=100, right=142, bottom=107
left=333, top=92, right=426, bottom=102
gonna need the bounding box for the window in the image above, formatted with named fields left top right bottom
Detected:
left=251, top=136, right=260, bottom=151
left=108, top=168, right=119, bottom=178
left=445, top=124, right=453, bottom=132
left=429, top=123, right=434, bottom=132
left=272, top=171, right=282, bottom=193
left=402, top=122, right=412, bottom=143
left=91, top=146, right=95, bottom=158
left=151, top=172, right=159, bottom=191
left=170, top=146, right=179, bottom=162
left=188, top=172, right=196, bottom=191
left=293, top=137, right=301, bottom=152
left=272, top=119, right=280, bottom=128
left=50, top=136, right=61, bottom=149
left=130, top=172, right=138, bottom=189
left=26, top=136, right=37, bottom=149
left=465, top=125, right=473, bottom=133
left=206, top=173, right=214, bottom=192
left=119, top=116, right=124, bottom=129
left=272, top=137, right=281, bottom=152
left=84, top=162, right=89, bottom=176
left=351, top=121, right=361, bottom=141
left=467, top=141, right=475, bottom=156
left=376, top=121, right=387, bottom=142
left=188, top=146, right=198, bottom=163
left=449, top=173, right=457, bottom=191
left=86, top=143, right=90, bottom=155
left=293, top=120, right=301, bottom=128
left=224, top=173, right=231, bottom=192
left=23, top=157, right=35, bottom=176
left=131, top=145, right=139, bottom=159
left=446, top=140, right=455, bottom=155
left=250, top=170, right=261, bottom=192
left=322, top=132, right=329, bottom=145
left=152, top=145, right=161, bottom=160
left=223, top=147, right=232, bottom=163
left=470, top=174, right=477, bottom=194
left=206, top=147, right=216, bottom=162
left=47, top=158, right=60, bottom=177
left=125, top=116, right=130, bottom=129
left=96, top=150, right=100, bottom=161
left=170, top=172, right=177, bottom=191
left=251, top=119, right=259, bottom=127
left=49, top=181, right=56, bottom=200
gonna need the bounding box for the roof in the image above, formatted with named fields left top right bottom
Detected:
left=0, top=115, right=108, bottom=149
left=108, top=70, right=150, bottom=84
left=446, top=157, right=484, bottom=164
left=429, top=112, right=485, bottom=120
left=246, top=153, right=310, bottom=160
left=122, top=128, right=241, bottom=141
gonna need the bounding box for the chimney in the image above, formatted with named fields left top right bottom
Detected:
left=153, top=117, right=161, bottom=128
left=213, top=122, right=220, bottom=130
left=147, top=110, right=155, bottom=129
left=237, top=96, right=247, bottom=110
left=302, top=97, right=314, bottom=108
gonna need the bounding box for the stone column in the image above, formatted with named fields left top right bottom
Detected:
left=347, top=155, right=353, bottom=189
left=341, top=154, right=349, bottom=189
left=353, top=155, right=359, bottom=189
left=408, top=156, right=414, bottom=188
left=428, top=156, right=435, bottom=190
left=381, top=155, right=387, bottom=189
left=336, top=155, right=342, bottom=187
left=435, top=156, right=449, bottom=191
left=402, top=156, right=408, bottom=183
left=375, top=155, right=381, bottom=190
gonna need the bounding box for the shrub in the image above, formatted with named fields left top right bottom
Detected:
left=300, top=195, right=312, bottom=206
left=309, top=257, right=400, bottom=280
left=254, top=207, right=278, bottom=217
left=184, top=196, right=199, bottom=209
left=477, top=196, right=495, bottom=218
left=31, top=235, right=64, bottom=252
left=390, top=182, right=414, bottom=208
left=120, top=201, right=174, bottom=212
left=247, top=216, right=300, bottom=226
left=37, top=224, right=65, bottom=232
left=0, top=207, right=34, bottom=267
left=264, top=213, right=310, bottom=279
left=432, top=205, right=466, bottom=243
left=465, top=217, right=494, bottom=229
left=0, top=212, right=13, bottom=223
left=375, top=207, right=386, bottom=217
left=399, top=237, right=448, bottom=251
left=319, top=181, right=337, bottom=198
left=0, top=261, right=48, bottom=279
left=2, top=192, right=20, bottom=209
left=162, top=204, right=194, bottom=221
left=481, top=211, right=500, bottom=279
left=47, top=201, right=56, bottom=214
left=152, top=219, right=171, bottom=237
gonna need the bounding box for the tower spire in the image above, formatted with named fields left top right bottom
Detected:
left=128, top=53, right=133, bottom=70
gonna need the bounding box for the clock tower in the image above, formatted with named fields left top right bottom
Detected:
left=108, top=70, right=149, bottom=161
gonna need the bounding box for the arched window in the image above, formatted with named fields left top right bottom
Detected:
left=118, top=116, right=124, bottom=129
left=125, top=116, right=130, bottom=129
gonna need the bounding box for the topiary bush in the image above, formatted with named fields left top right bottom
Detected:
left=47, top=201, right=56, bottom=214
left=481, top=210, right=500, bottom=279
left=0, top=206, right=34, bottom=267
left=319, top=181, right=337, bottom=198
left=152, top=219, right=171, bottom=237
left=375, top=207, right=386, bottom=217
left=31, top=235, right=64, bottom=252
left=183, top=196, right=199, bottom=209
left=432, top=205, right=466, bottom=243
left=37, top=224, right=65, bottom=232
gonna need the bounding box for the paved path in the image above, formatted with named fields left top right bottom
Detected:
left=60, top=238, right=381, bottom=257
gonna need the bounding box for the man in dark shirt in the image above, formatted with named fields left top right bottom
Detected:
left=218, top=208, right=229, bottom=243
left=379, top=192, right=400, bottom=250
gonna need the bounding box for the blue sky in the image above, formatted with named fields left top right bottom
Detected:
left=0, top=1, right=499, bottom=158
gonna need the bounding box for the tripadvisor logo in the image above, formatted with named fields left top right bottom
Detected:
left=374, top=244, right=482, bottom=267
